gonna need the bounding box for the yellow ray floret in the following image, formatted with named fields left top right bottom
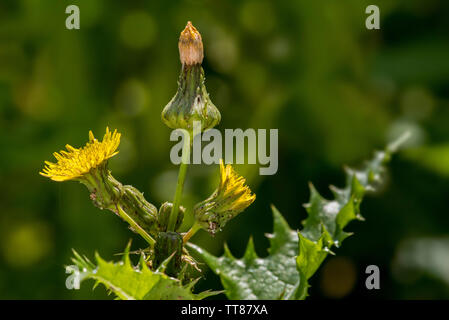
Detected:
left=40, top=128, right=121, bottom=182
left=193, top=159, right=256, bottom=234
left=218, top=159, right=256, bottom=212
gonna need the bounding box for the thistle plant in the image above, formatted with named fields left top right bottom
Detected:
left=40, top=21, right=407, bottom=300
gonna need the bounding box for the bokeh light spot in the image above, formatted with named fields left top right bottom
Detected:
left=320, top=256, right=357, bottom=299
left=239, top=1, right=276, bottom=35
left=115, top=79, right=149, bottom=117
left=1, top=221, right=53, bottom=269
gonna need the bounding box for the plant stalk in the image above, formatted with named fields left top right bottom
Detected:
left=116, top=204, right=156, bottom=246
left=183, top=222, right=201, bottom=243
left=167, top=136, right=190, bottom=231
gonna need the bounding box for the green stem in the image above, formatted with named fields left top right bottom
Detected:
left=167, top=137, right=191, bottom=231
left=116, top=204, right=155, bottom=247
left=183, top=222, right=201, bottom=243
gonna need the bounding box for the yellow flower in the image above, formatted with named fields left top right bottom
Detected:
left=218, top=160, right=256, bottom=211
left=40, top=127, right=121, bottom=182
left=194, top=159, right=256, bottom=234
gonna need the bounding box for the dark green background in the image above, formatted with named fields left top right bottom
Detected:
left=0, top=0, right=448, bottom=299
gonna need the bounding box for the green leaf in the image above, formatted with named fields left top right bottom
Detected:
left=188, top=206, right=299, bottom=300
left=297, top=230, right=331, bottom=280
left=301, top=149, right=389, bottom=246
left=71, top=244, right=219, bottom=300
left=189, top=135, right=407, bottom=300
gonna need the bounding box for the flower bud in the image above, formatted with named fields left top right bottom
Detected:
left=157, top=202, right=185, bottom=232
left=121, top=184, right=158, bottom=233
left=161, top=21, right=221, bottom=134
left=153, top=231, right=183, bottom=277
left=179, top=21, right=203, bottom=66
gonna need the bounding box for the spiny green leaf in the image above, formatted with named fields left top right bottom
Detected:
left=71, top=246, right=220, bottom=300
left=301, top=149, right=389, bottom=246
left=297, top=230, right=331, bottom=279
left=188, top=206, right=299, bottom=300
left=189, top=134, right=407, bottom=300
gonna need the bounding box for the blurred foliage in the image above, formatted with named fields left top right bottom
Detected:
left=0, top=0, right=448, bottom=299
left=393, top=237, right=449, bottom=298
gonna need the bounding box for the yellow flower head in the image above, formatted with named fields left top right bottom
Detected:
left=217, top=160, right=256, bottom=211
left=194, top=159, right=256, bottom=234
left=40, top=127, right=121, bottom=182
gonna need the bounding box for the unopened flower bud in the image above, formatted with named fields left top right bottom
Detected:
left=161, top=21, right=221, bottom=134
left=154, top=231, right=183, bottom=277
left=157, top=202, right=185, bottom=232
left=179, top=21, right=203, bottom=66
left=121, top=184, right=158, bottom=234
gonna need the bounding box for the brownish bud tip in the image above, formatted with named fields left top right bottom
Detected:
left=178, top=21, right=203, bottom=65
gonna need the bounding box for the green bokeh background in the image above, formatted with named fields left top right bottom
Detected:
left=0, top=0, right=448, bottom=299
